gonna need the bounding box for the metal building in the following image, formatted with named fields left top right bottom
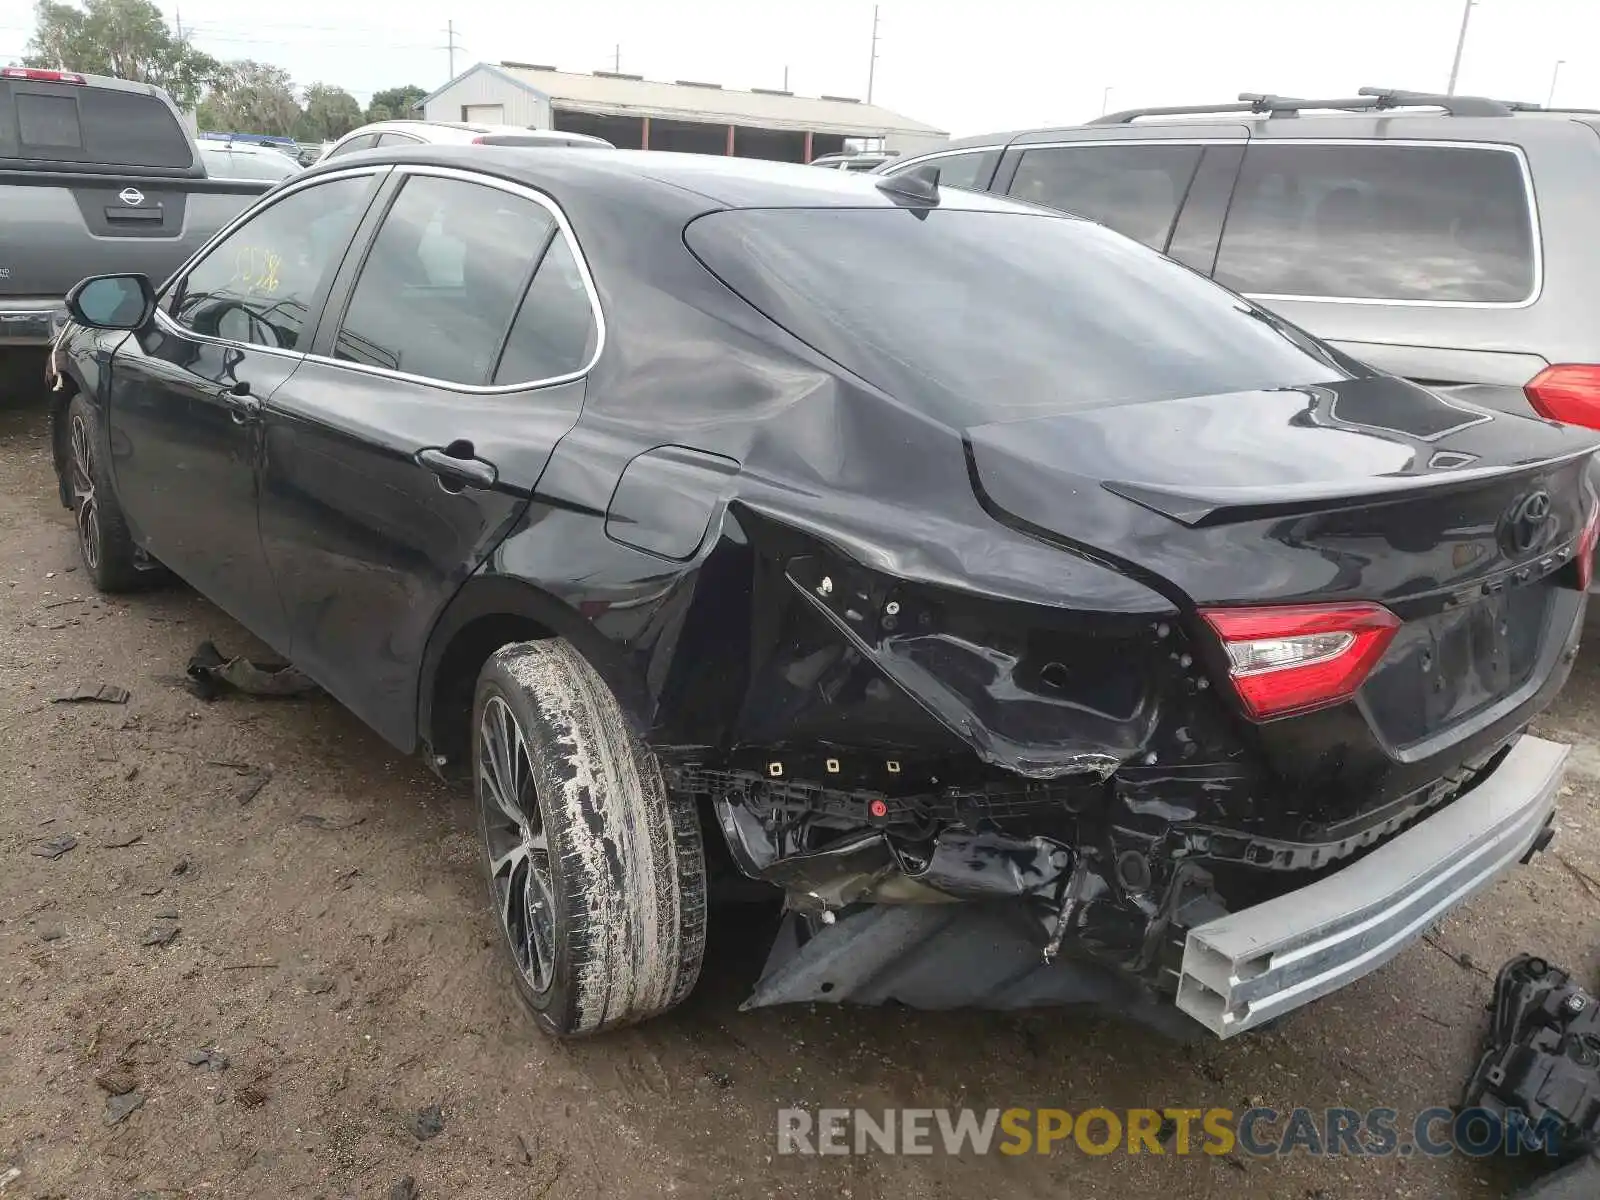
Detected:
left=416, top=61, right=948, bottom=161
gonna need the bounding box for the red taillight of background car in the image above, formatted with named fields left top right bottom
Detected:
left=1577, top=501, right=1600, bottom=591
left=1, top=67, right=85, bottom=84
left=1199, top=602, right=1402, bottom=721
left=1526, top=365, right=1600, bottom=428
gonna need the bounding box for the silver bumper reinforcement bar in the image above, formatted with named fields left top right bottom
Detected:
left=1177, top=733, right=1568, bottom=1038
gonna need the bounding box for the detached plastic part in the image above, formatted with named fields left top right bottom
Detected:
left=1463, top=954, right=1600, bottom=1159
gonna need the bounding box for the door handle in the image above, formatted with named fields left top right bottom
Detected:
left=218, top=380, right=260, bottom=423
left=415, top=444, right=498, bottom=491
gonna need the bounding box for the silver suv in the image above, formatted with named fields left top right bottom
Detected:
left=881, top=88, right=1600, bottom=432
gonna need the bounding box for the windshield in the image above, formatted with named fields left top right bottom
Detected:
left=685, top=207, right=1357, bottom=426
left=199, top=144, right=299, bottom=180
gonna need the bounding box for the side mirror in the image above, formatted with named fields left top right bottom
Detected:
left=66, top=273, right=156, bottom=331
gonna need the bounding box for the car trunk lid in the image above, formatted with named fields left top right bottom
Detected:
left=966, top=376, right=1598, bottom=756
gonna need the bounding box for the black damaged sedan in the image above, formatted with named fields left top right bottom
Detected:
left=49, top=146, right=1599, bottom=1039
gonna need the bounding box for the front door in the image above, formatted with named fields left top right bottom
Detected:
left=257, top=169, right=601, bottom=749
left=106, top=170, right=383, bottom=650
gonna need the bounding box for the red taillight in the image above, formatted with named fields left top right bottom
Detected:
left=471, top=135, right=487, bottom=143
left=1199, top=602, right=1401, bottom=721
left=1, top=67, right=86, bottom=84
left=1578, top=502, right=1600, bottom=591
left=1526, top=365, right=1600, bottom=428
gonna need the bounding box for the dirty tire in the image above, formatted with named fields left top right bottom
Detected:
left=474, top=639, right=706, bottom=1037
left=65, top=392, right=150, bottom=592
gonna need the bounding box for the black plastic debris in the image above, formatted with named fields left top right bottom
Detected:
left=30, top=834, right=77, bottom=860
left=1464, top=954, right=1600, bottom=1158
left=54, top=683, right=129, bottom=704
left=186, top=640, right=319, bottom=701
left=103, top=1091, right=145, bottom=1126
left=139, top=924, right=179, bottom=947
left=410, top=1103, right=445, bottom=1141
left=101, top=831, right=143, bottom=848
left=184, top=1048, right=230, bottom=1072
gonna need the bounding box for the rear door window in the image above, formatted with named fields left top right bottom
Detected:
left=332, top=175, right=557, bottom=384
left=2, top=82, right=193, bottom=168
left=1212, top=143, right=1536, bottom=303
left=326, top=133, right=379, bottom=158
left=1005, top=144, right=1202, bottom=249
left=169, top=176, right=371, bottom=350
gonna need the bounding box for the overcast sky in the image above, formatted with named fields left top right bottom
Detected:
left=2, top=0, right=1596, bottom=135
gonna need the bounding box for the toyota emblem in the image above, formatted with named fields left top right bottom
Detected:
left=119, top=187, right=145, bottom=206
left=1504, top=490, right=1553, bottom=554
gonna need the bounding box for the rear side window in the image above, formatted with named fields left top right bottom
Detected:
left=1213, top=144, right=1536, bottom=303
left=493, top=237, right=599, bottom=384
left=333, top=175, right=557, bottom=384
left=686, top=207, right=1352, bottom=427
left=170, top=176, right=370, bottom=350
left=1006, top=145, right=1202, bottom=249
left=3, top=83, right=193, bottom=168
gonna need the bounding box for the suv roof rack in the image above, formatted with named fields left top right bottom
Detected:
left=1089, top=87, right=1519, bottom=125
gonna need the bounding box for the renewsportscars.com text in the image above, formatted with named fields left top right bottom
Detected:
left=777, top=1106, right=1568, bottom=1158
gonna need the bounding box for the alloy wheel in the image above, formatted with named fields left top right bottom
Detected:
left=478, top=694, right=557, bottom=994
left=69, top=414, right=100, bottom=572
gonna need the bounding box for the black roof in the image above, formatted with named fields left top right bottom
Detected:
left=306, top=144, right=1038, bottom=214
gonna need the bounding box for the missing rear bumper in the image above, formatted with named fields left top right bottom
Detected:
left=1176, top=733, right=1568, bottom=1039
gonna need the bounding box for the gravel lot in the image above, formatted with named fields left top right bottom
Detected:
left=1, top=381, right=1597, bottom=1199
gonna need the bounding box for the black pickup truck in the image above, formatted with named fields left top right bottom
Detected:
left=0, top=68, right=276, bottom=382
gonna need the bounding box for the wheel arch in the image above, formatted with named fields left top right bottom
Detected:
left=417, top=572, right=655, bottom=772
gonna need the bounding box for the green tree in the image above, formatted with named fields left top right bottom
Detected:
left=198, top=60, right=301, bottom=136
left=368, top=84, right=426, bottom=121
left=25, top=0, right=218, bottom=109
left=300, top=82, right=363, bottom=141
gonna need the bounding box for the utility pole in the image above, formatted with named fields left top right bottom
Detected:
left=174, top=7, right=183, bottom=41
left=1547, top=58, right=1566, bottom=108
left=783, top=65, right=789, bottom=91
left=446, top=20, right=457, bottom=78
left=867, top=5, right=879, bottom=103
left=614, top=44, right=621, bottom=72
left=1446, top=0, right=1475, bottom=95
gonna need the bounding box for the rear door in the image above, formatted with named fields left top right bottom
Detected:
left=0, top=76, right=262, bottom=306
left=257, top=167, right=600, bottom=749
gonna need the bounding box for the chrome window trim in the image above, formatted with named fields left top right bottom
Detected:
left=1213, top=138, right=1543, bottom=310
left=157, top=163, right=607, bottom=394
left=881, top=144, right=1007, bottom=176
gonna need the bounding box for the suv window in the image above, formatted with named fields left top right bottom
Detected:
left=1213, top=143, right=1536, bottom=303
left=899, top=150, right=1000, bottom=192
left=333, top=175, right=557, bottom=384
left=2, top=82, right=193, bottom=168
left=686, top=208, right=1350, bottom=427
left=1006, top=144, right=1202, bottom=249
left=493, top=236, right=599, bottom=384
left=170, top=176, right=370, bottom=350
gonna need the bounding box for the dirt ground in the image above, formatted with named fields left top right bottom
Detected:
left=1, top=382, right=1598, bottom=1200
